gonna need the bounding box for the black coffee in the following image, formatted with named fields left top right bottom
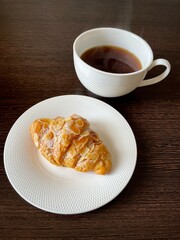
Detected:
left=81, top=45, right=142, bottom=74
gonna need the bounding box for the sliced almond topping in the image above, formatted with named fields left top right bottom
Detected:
left=69, top=123, right=80, bottom=135
left=75, top=119, right=84, bottom=127
left=79, top=130, right=89, bottom=138
left=66, top=145, right=77, bottom=158
left=80, top=146, right=90, bottom=156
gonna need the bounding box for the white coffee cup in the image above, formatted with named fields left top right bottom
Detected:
left=73, top=28, right=171, bottom=97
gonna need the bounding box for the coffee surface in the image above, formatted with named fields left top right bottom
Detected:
left=81, top=45, right=142, bottom=74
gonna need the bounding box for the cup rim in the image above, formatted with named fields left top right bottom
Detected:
left=73, top=27, right=154, bottom=76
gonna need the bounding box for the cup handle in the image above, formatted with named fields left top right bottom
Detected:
left=139, top=59, right=171, bottom=87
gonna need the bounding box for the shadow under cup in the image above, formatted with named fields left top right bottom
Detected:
left=73, top=28, right=170, bottom=97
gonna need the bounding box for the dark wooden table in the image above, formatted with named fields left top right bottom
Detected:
left=0, top=0, right=179, bottom=239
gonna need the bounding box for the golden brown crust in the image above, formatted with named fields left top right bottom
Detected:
left=30, top=114, right=112, bottom=174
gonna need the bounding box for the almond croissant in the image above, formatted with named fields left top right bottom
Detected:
left=30, top=114, right=112, bottom=174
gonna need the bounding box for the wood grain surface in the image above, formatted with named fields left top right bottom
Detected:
left=0, top=0, right=179, bottom=239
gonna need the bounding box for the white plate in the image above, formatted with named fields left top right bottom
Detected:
left=4, top=95, right=137, bottom=214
